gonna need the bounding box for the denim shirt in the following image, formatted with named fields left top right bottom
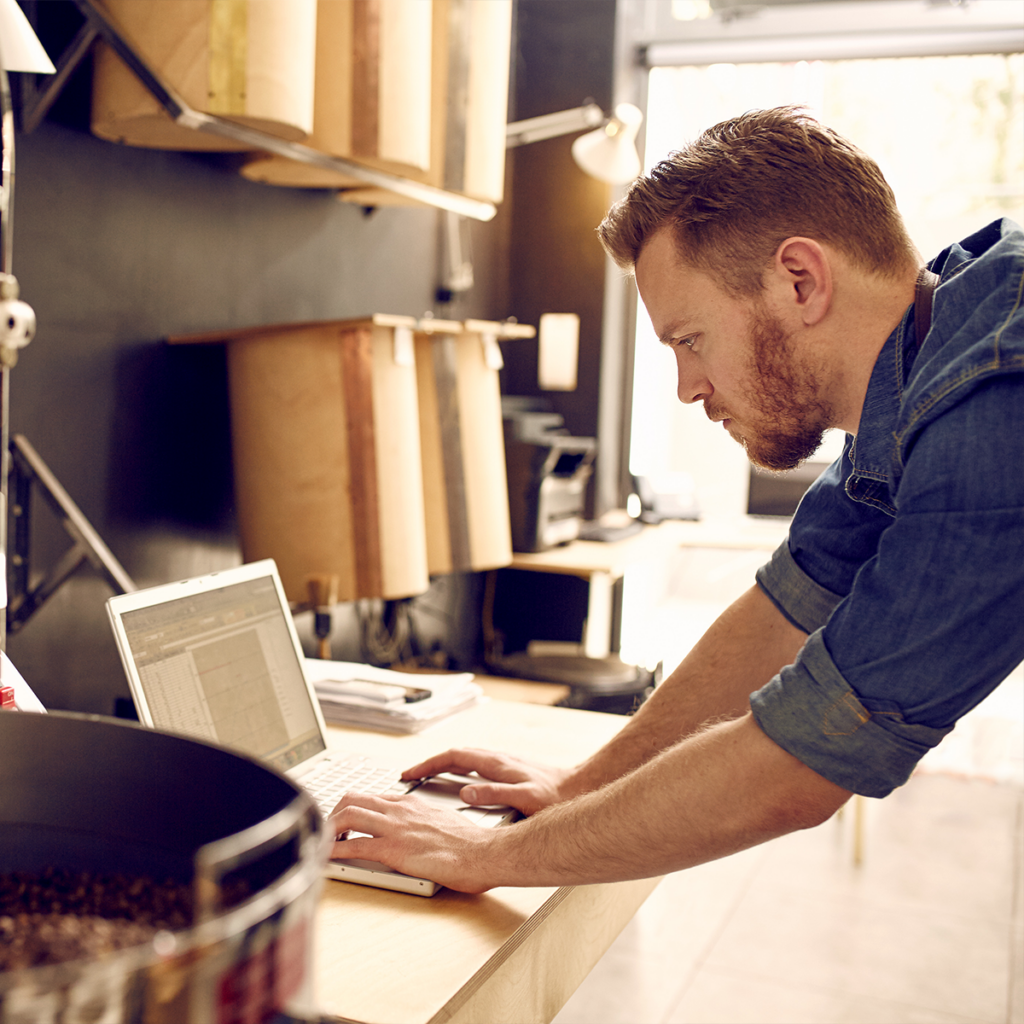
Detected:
left=751, top=219, right=1024, bottom=798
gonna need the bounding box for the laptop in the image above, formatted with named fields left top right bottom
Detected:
left=106, top=559, right=516, bottom=896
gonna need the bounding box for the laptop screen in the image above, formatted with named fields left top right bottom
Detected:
left=117, top=572, right=326, bottom=772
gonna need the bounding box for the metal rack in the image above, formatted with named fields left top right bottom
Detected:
left=6, top=433, right=135, bottom=636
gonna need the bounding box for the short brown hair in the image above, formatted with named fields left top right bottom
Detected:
left=598, top=106, right=918, bottom=294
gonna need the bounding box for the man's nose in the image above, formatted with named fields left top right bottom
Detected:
left=675, top=349, right=711, bottom=405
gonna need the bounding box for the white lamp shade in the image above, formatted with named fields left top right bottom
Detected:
left=0, top=0, right=54, bottom=73
left=571, top=102, right=643, bottom=185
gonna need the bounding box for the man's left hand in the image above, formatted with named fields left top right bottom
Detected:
left=327, top=793, right=503, bottom=894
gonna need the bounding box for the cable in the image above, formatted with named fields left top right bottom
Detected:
left=357, top=598, right=415, bottom=667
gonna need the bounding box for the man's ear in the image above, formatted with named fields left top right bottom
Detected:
left=770, top=237, right=832, bottom=326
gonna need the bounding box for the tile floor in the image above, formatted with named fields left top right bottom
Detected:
left=553, top=666, right=1024, bottom=1024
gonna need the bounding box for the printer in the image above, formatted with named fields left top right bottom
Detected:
left=502, top=398, right=596, bottom=552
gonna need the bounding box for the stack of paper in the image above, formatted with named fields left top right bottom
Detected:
left=304, top=659, right=483, bottom=733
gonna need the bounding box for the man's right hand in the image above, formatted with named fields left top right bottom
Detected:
left=400, top=748, right=576, bottom=817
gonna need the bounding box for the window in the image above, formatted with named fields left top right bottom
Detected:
left=629, top=29, right=1023, bottom=522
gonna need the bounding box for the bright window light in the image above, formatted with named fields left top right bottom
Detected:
left=630, top=52, right=1024, bottom=522
left=671, top=0, right=713, bottom=21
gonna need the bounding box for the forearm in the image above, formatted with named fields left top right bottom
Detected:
left=396, top=584, right=808, bottom=819
left=332, top=667, right=847, bottom=892
left=562, top=584, right=807, bottom=799
left=480, top=714, right=849, bottom=888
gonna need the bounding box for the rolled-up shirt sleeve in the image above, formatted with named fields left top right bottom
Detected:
left=756, top=540, right=844, bottom=635
left=750, top=632, right=952, bottom=797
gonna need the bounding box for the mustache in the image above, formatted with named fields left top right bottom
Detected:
left=704, top=401, right=728, bottom=423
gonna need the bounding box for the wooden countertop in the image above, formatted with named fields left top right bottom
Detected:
left=314, top=698, right=660, bottom=1023
left=508, top=516, right=791, bottom=580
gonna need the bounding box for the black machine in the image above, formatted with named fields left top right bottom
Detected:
left=502, top=398, right=596, bottom=553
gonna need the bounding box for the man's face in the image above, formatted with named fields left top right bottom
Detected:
left=635, top=228, right=832, bottom=472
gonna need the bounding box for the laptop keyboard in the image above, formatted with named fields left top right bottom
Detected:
left=303, top=755, right=417, bottom=815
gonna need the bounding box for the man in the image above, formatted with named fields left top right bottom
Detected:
left=330, top=107, right=1024, bottom=893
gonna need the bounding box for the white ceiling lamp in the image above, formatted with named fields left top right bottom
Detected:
left=671, top=0, right=713, bottom=21
left=506, top=101, right=645, bottom=186
left=0, top=0, right=55, bottom=73
left=571, top=103, right=644, bottom=185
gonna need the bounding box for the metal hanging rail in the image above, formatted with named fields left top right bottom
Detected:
left=23, top=0, right=498, bottom=221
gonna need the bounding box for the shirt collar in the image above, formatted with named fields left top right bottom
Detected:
left=843, top=306, right=915, bottom=514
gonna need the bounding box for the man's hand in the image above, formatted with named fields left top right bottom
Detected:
left=399, top=748, right=574, bottom=816
left=330, top=715, right=851, bottom=893
left=328, top=793, right=502, bottom=894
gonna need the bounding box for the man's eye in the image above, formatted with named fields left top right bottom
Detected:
left=676, top=336, right=696, bottom=350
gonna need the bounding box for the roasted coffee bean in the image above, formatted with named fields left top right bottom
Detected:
left=0, top=870, right=195, bottom=970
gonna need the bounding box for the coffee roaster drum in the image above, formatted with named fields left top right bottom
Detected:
left=0, top=711, right=328, bottom=1022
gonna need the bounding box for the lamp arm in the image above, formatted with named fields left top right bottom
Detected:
left=505, top=103, right=605, bottom=149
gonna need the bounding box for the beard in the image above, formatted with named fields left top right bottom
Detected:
left=715, top=306, right=833, bottom=472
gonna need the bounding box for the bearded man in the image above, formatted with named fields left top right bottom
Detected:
left=330, top=107, right=1024, bottom=893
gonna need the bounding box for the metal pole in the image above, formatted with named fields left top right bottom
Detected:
left=0, top=63, right=42, bottom=650
left=0, top=63, right=14, bottom=652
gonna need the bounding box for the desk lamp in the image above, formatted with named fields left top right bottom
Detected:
left=505, top=101, right=644, bottom=185
left=441, top=101, right=643, bottom=300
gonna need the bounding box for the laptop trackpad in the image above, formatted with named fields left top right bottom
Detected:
left=415, top=774, right=516, bottom=823
left=415, top=773, right=476, bottom=807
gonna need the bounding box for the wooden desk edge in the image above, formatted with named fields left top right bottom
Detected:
left=432, top=876, right=664, bottom=1024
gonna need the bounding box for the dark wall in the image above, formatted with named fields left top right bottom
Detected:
left=502, top=0, right=617, bottom=505
left=4, top=7, right=510, bottom=714
left=4, top=0, right=616, bottom=715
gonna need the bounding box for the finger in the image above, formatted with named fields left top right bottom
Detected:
left=327, top=805, right=378, bottom=837
left=401, top=748, right=503, bottom=781
left=457, top=780, right=520, bottom=805
left=458, top=780, right=538, bottom=815
left=332, top=834, right=386, bottom=862
left=327, top=800, right=401, bottom=838
left=328, top=790, right=407, bottom=818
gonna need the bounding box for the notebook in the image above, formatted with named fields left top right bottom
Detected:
left=106, top=559, right=516, bottom=896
